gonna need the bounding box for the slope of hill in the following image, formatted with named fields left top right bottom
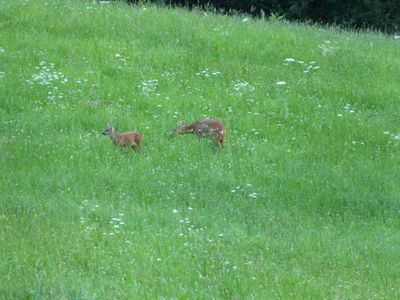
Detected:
left=1, top=0, right=399, bottom=298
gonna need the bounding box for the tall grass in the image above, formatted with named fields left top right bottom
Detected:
left=1, top=0, right=400, bottom=298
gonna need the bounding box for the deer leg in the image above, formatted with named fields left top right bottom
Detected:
left=215, top=135, right=224, bottom=147
left=131, top=143, right=140, bottom=153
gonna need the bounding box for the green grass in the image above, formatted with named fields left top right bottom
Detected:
left=1, top=0, right=400, bottom=298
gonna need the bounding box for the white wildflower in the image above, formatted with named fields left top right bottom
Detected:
left=196, top=68, right=221, bottom=77
left=249, top=192, right=258, bottom=198
left=139, top=79, right=158, bottom=96
left=233, top=81, right=255, bottom=96
left=319, top=40, right=339, bottom=56
left=284, top=58, right=296, bottom=63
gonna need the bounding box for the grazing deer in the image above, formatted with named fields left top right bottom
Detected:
left=175, top=119, right=226, bottom=146
left=102, top=123, right=141, bottom=153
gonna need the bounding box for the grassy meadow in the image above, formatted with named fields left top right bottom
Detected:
left=1, top=0, right=400, bottom=298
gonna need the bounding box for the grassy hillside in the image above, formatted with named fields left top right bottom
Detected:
left=1, top=0, right=400, bottom=298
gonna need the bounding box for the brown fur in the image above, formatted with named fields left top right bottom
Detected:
left=175, top=119, right=226, bottom=146
left=103, top=124, right=141, bottom=153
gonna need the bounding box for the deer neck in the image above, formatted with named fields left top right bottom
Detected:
left=110, top=131, right=121, bottom=144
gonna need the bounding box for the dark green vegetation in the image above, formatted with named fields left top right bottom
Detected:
left=1, top=0, right=400, bottom=298
left=128, top=0, right=400, bottom=33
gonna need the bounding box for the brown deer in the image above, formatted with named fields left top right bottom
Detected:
left=102, top=123, right=141, bottom=153
left=174, top=119, right=226, bottom=146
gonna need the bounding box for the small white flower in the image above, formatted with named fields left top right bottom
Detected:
left=196, top=69, right=220, bottom=77
left=276, top=81, right=286, bottom=86
left=242, top=18, right=249, bottom=22
left=233, top=81, right=255, bottom=93
left=139, top=79, right=158, bottom=96
left=249, top=192, right=258, bottom=198
left=394, top=35, right=400, bottom=39
left=172, top=209, right=178, bottom=214
left=284, top=58, right=295, bottom=63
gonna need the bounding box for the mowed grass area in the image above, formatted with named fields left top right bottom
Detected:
left=1, top=0, right=400, bottom=298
